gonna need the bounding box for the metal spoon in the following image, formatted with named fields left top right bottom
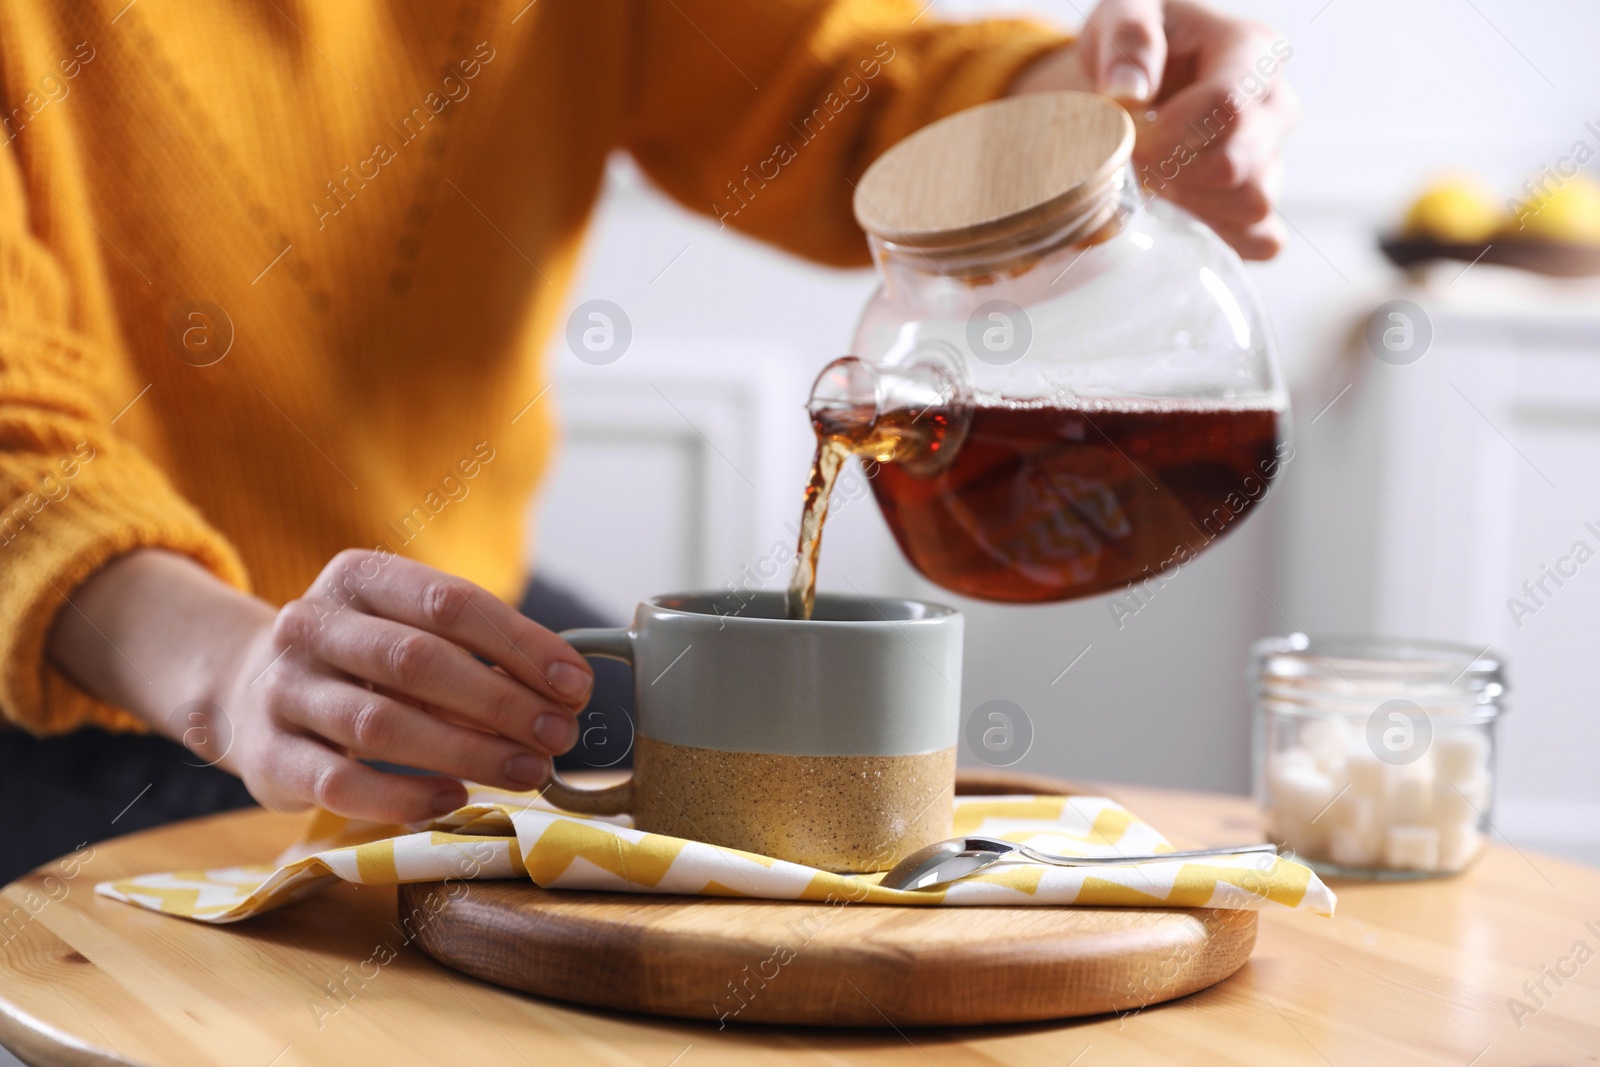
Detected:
left=879, top=835, right=1280, bottom=891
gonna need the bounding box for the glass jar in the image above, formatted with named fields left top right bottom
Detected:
left=851, top=164, right=1284, bottom=407
left=812, top=91, right=1290, bottom=604
left=1252, top=634, right=1506, bottom=879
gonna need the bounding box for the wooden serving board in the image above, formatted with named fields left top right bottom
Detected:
left=400, top=881, right=1257, bottom=1027
left=401, top=770, right=1259, bottom=1027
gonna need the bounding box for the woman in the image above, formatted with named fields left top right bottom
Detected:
left=0, top=0, right=1295, bottom=878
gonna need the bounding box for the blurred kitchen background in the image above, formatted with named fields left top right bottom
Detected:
left=533, top=0, right=1600, bottom=866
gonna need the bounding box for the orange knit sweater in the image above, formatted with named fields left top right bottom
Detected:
left=0, top=0, right=1063, bottom=735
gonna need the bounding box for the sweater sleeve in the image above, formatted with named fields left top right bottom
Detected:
left=0, top=133, right=249, bottom=736
left=625, top=0, right=1070, bottom=267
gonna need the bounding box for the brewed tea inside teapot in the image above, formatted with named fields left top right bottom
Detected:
left=787, top=91, right=1289, bottom=618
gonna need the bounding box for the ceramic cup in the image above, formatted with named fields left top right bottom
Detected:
left=540, top=591, right=963, bottom=872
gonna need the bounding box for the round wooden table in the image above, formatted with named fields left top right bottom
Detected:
left=3, top=780, right=1597, bottom=1066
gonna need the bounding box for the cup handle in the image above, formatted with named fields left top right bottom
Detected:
left=536, top=627, right=637, bottom=816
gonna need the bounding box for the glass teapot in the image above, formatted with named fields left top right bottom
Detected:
left=806, top=91, right=1290, bottom=604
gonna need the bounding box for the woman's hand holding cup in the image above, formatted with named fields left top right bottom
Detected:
left=225, top=550, right=595, bottom=823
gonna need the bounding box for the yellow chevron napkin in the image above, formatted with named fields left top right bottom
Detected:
left=95, top=786, right=1335, bottom=921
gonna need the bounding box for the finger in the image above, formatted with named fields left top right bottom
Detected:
left=1151, top=66, right=1297, bottom=149
left=1144, top=156, right=1285, bottom=257
left=254, top=732, right=467, bottom=824
left=1208, top=215, right=1286, bottom=261
left=1162, top=0, right=1287, bottom=84
left=370, top=678, right=533, bottom=743
left=287, top=677, right=554, bottom=791
left=1139, top=27, right=1293, bottom=187
left=282, top=601, right=581, bottom=756
left=1082, top=0, right=1168, bottom=104
left=1257, top=158, right=1285, bottom=206
left=369, top=681, right=475, bottom=729
left=310, top=550, right=594, bottom=708
left=1139, top=91, right=1287, bottom=191
left=1160, top=178, right=1273, bottom=228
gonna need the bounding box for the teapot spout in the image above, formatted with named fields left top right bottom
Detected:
left=806, top=349, right=971, bottom=475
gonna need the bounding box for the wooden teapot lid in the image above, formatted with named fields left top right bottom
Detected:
left=853, top=91, right=1135, bottom=252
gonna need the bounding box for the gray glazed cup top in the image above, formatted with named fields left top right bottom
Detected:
left=559, top=591, right=964, bottom=758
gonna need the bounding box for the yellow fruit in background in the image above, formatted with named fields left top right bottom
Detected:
left=1510, top=173, right=1600, bottom=245
left=1402, top=176, right=1502, bottom=243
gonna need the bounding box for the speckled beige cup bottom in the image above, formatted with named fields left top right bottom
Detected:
left=632, top=736, right=956, bottom=873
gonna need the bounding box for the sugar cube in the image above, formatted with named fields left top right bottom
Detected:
left=1268, top=760, right=1337, bottom=822
left=1433, top=730, right=1490, bottom=780
left=1432, top=775, right=1489, bottom=823
left=1384, top=825, right=1441, bottom=870
left=1275, top=745, right=1317, bottom=773
left=1330, top=792, right=1378, bottom=836
left=1345, top=751, right=1390, bottom=807
left=1437, top=821, right=1485, bottom=871
left=1266, top=809, right=1326, bottom=857
left=1316, top=752, right=1348, bottom=779
left=1300, top=717, right=1352, bottom=772
left=1329, top=827, right=1382, bottom=868
left=1391, top=770, right=1434, bottom=823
